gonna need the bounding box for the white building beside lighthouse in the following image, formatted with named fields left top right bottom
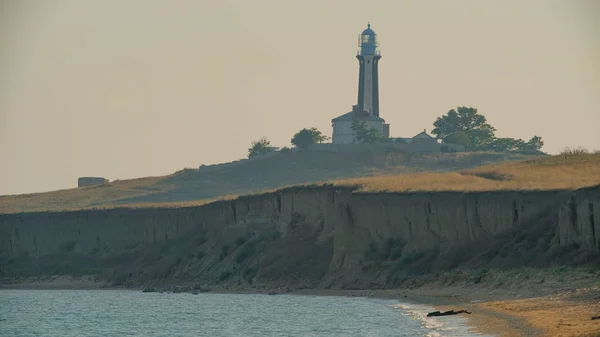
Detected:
left=332, top=24, right=388, bottom=144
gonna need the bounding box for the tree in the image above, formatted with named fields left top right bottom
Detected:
left=247, top=137, right=273, bottom=158
left=486, top=137, right=526, bottom=152
left=351, top=120, right=385, bottom=144
left=443, top=131, right=472, bottom=149
left=291, top=127, right=329, bottom=149
left=524, top=136, right=544, bottom=152
left=483, top=135, right=545, bottom=153
left=432, top=106, right=496, bottom=150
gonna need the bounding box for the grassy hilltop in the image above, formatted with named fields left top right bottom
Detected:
left=1, top=151, right=599, bottom=214
left=340, top=152, right=600, bottom=192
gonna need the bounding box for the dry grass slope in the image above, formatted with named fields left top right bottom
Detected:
left=1, top=152, right=598, bottom=214
left=0, top=176, right=166, bottom=213
left=336, top=153, right=600, bottom=192
left=0, top=151, right=533, bottom=214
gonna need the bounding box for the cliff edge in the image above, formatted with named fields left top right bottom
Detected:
left=1, top=183, right=598, bottom=290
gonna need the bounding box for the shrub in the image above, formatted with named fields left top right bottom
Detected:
left=364, top=243, right=379, bottom=261
left=235, top=236, right=247, bottom=246
left=235, top=244, right=256, bottom=264
left=561, top=146, right=589, bottom=156
left=243, top=267, right=258, bottom=283
left=219, top=270, right=232, bottom=281
left=382, top=238, right=406, bottom=260
left=469, top=269, right=489, bottom=284
left=219, top=244, right=230, bottom=260
left=363, top=238, right=406, bottom=261
left=390, top=247, right=403, bottom=260
left=398, top=251, right=427, bottom=265
left=269, top=231, right=282, bottom=241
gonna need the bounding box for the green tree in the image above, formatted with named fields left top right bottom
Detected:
left=248, top=137, right=273, bottom=158
left=291, top=127, right=329, bottom=149
left=351, top=120, right=385, bottom=144
left=432, top=107, right=496, bottom=150
left=486, top=138, right=525, bottom=152
left=443, top=131, right=472, bottom=149
left=484, top=135, right=544, bottom=153
left=523, top=136, right=544, bottom=152
left=433, top=106, right=545, bottom=153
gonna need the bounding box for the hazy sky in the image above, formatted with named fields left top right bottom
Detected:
left=1, top=0, right=599, bottom=195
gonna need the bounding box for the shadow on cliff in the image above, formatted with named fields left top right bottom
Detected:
left=379, top=194, right=600, bottom=289
left=4, top=208, right=596, bottom=290
left=3, top=211, right=335, bottom=289
left=2, top=184, right=599, bottom=292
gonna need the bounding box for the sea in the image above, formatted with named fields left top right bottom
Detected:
left=0, top=290, right=493, bottom=337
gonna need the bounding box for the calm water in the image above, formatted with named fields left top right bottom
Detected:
left=0, top=290, right=491, bottom=337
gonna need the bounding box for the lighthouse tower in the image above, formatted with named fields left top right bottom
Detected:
left=331, top=24, right=386, bottom=144
left=356, top=23, right=381, bottom=116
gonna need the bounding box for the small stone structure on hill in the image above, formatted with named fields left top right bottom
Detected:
left=78, top=177, right=108, bottom=188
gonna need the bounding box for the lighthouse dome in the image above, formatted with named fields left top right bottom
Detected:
left=359, top=23, right=378, bottom=55
left=361, top=24, right=376, bottom=36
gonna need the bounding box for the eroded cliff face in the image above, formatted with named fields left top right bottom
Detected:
left=1, top=185, right=598, bottom=288
left=557, top=187, right=600, bottom=251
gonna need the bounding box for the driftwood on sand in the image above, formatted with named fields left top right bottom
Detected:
left=427, top=310, right=472, bottom=317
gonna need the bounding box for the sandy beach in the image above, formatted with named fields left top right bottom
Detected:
left=475, top=292, right=600, bottom=337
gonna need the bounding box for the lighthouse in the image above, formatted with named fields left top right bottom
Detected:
left=331, top=24, right=386, bottom=144
left=356, top=23, right=381, bottom=116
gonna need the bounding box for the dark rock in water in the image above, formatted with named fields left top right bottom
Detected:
left=142, top=287, right=156, bottom=293
left=268, top=291, right=277, bottom=295
left=427, top=310, right=471, bottom=317
left=191, top=291, right=199, bottom=295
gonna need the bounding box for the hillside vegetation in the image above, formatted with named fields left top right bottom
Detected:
left=0, top=151, right=534, bottom=213
left=339, top=152, right=600, bottom=192
left=3, top=151, right=599, bottom=214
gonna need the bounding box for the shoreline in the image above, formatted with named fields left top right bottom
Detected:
left=0, top=276, right=542, bottom=336
left=3, top=276, right=600, bottom=336
left=207, top=287, right=539, bottom=337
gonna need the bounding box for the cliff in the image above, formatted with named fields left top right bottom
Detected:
left=1, top=184, right=599, bottom=289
